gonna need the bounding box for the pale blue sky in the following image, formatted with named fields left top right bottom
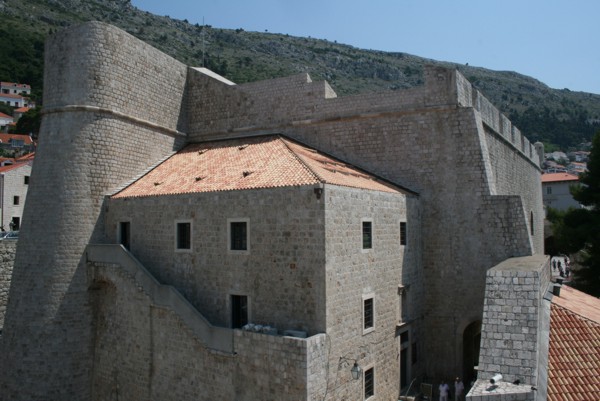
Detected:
left=131, top=0, right=600, bottom=94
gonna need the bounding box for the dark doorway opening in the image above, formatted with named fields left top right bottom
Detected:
left=463, top=321, right=482, bottom=385
left=119, top=222, right=130, bottom=250
left=231, top=295, right=248, bottom=329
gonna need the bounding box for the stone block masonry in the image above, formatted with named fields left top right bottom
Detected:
left=0, top=20, right=545, bottom=400
left=0, top=22, right=188, bottom=400
left=0, top=241, right=16, bottom=331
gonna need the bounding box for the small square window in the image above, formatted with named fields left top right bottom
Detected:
left=400, top=222, right=407, bottom=246
left=364, top=367, right=374, bottom=399
left=176, top=222, right=191, bottom=250
left=230, top=221, right=247, bottom=251
left=24, top=176, right=29, bottom=185
left=363, top=297, right=374, bottom=332
left=362, top=221, right=372, bottom=249
left=13, top=196, right=19, bottom=205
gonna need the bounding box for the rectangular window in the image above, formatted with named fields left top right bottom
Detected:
left=363, top=297, right=374, bottom=332
left=546, top=186, right=552, bottom=195
left=24, top=176, right=29, bottom=185
left=400, top=222, right=407, bottom=246
left=230, top=221, right=247, bottom=251
left=362, top=221, right=372, bottom=249
left=364, top=367, right=374, bottom=399
left=119, top=221, right=131, bottom=250
left=231, top=295, right=248, bottom=329
left=13, top=196, right=19, bottom=205
left=176, top=222, right=191, bottom=250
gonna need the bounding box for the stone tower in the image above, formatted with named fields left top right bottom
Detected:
left=0, top=22, right=188, bottom=399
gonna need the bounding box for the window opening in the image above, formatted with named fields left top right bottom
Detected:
left=231, top=295, right=248, bottom=329
left=362, top=221, right=372, bottom=249
left=176, top=222, right=191, bottom=250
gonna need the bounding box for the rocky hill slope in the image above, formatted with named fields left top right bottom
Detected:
left=2, top=0, right=599, bottom=149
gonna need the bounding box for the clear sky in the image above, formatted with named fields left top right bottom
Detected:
left=131, top=0, right=600, bottom=95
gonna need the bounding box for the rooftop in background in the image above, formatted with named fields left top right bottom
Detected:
left=113, top=135, right=410, bottom=199
left=541, top=173, right=579, bottom=183
left=0, top=82, right=31, bottom=90
left=0, top=133, right=33, bottom=145
left=548, top=285, right=600, bottom=400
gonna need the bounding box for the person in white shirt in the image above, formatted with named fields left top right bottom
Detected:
left=454, top=377, right=465, bottom=401
left=439, top=381, right=449, bottom=401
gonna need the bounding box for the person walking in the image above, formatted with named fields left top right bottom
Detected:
left=439, top=380, right=450, bottom=401
left=454, top=377, right=465, bottom=401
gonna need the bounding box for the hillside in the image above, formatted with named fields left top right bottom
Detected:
left=2, top=0, right=600, bottom=149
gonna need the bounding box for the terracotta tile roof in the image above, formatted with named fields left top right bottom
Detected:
left=0, top=82, right=30, bottom=89
left=0, top=133, right=33, bottom=145
left=16, top=152, right=35, bottom=161
left=113, top=135, right=406, bottom=198
left=0, top=112, right=13, bottom=119
left=548, top=285, right=600, bottom=401
left=0, top=93, right=26, bottom=99
left=0, top=161, right=30, bottom=173
left=542, top=173, right=579, bottom=183
left=14, top=107, right=30, bottom=113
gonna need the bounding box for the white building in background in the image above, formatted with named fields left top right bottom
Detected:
left=541, top=172, right=581, bottom=211
left=0, top=159, right=32, bottom=231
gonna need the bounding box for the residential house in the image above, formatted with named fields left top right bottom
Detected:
left=0, top=133, right=35, bottom=154
left=0, top=93, right=34, bottom=108
left=12, top=106, right=30, bottom=121
left=0, top=82, right=30, bottom=96
left=567, top=161, right=587, bottom=175
left=541, top=172, right=581, bottom=211
left=0, top=158, right=32, bottom=231
left=0, top=112, right=13, bottom=131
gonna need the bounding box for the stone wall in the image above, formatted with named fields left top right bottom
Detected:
left=0, top=241, right=16, bottom=331
left=106, top=185, right=327, bottom=334
left=182, top=64, right=543, bottom=381
left=323, top=186, right=423, bottom=400
left=91, top=260, right=326, bottom=401
left=476, top=255, right=551, bottom=386
left=0, top=22, right=188, bottom=400
left=105, top=182, right=419, bottom=400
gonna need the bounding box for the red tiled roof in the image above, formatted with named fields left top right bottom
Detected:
left=0, top=82, right=30, bottom=89
left=548, top=285, right=600, bottom=401
left=542, top=173, right=579, bottom=183
left=0, top=133, right=33, bottom=145
left=113, top=135, right=405, bottom=198
left=0, top=93, right=26, bottom=99
left=16, top=152, right=35, bottom=161
left=0, top=112, right=13, bottom=119
left=14, top=107, right=30, bottom=113
left=0, top=161, right=30, bottom=173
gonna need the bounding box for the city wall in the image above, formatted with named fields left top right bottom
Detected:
left=184, top=62, right=544, bottom=381
left=0, top=20, right=545, bottom=398
left=0, top=22, right=188, bottom=400
left=0, top=241, right=16, bottom=331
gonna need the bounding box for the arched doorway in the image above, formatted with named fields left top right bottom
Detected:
left=462, top=321, right=481, bottom=385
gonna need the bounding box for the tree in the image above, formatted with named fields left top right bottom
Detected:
left=549, top=131, right=600, bottom=296
left=15, top=107, right=41, bottom=138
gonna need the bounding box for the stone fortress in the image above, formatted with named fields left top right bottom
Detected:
left=0, top=22, right=546, bottom=400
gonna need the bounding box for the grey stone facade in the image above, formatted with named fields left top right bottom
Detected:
left=0, top=22, right=544, bottom=401
left=0, top=241, right=16, bottom=331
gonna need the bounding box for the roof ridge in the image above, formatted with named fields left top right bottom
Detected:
left=278, top=136, right=325, bottom=184
left=553, top=301, right=600, bottom=327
